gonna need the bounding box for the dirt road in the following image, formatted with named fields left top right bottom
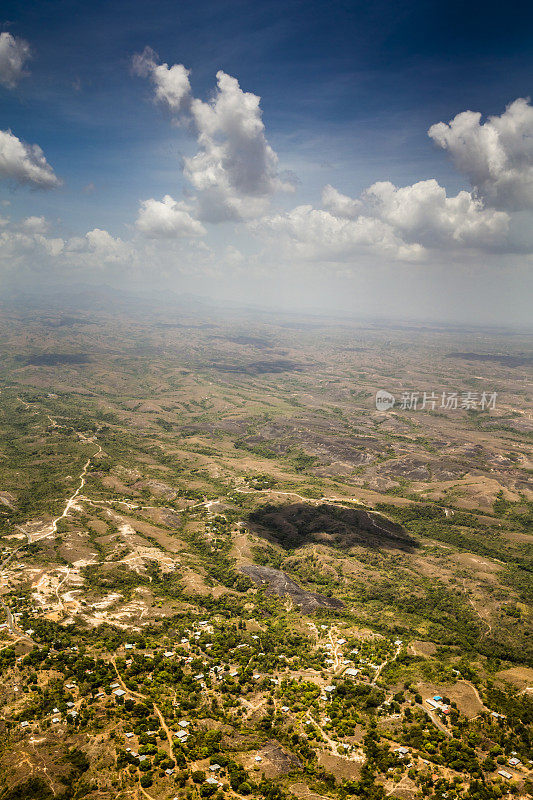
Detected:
left=111, top=658, right=175, bottom=763
left=416, top=703, right=452, bottom=737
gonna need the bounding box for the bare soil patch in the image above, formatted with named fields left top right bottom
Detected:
left=244, top=741, right=302, bottom=778
left=317, top=752, right=362, bottom=780
left=408, top=640, right=437, bottom=657
left=496, top=666, right=533, bottom=690
left=416, top=681, right=483, bottom=718
left=290, top=782, right=331, bottom=800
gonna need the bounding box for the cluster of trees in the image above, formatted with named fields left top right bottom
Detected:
left=325, top=682, right=385, bottom=738
left=183, top=525, right=254, bottom=592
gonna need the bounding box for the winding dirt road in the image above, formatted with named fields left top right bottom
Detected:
left=111, top=659, right=175, bottom=763
left=33, top=442, right=103, bottom=543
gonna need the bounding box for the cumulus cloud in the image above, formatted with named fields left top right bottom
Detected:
left=0, top=214, right=213, bottom=277
left=363, top=179, right=509, bottom=248
left=428, top=97, right=533, bottom=211
left=132, top=47, right=191, bottom=113
left=5, top=77, right=527, bottom=283
left=0, top=217, right=65, bottom=269
left=20, top=215, right=49, bottom=234
left=183, top=70, right=295, bottom=221
left=0, top=217, right=132, bottom=274
left=221, top=244, right=246, bottom=271
left=0, top=129, right=61, bottom=188
left=0, top=227, right=64, bottom=272
left=254, top=177, right=510, bottom=266
left=252, top=204, right=424, bottom=263
left=136, top=195, right=206, bottom=237
left=0, top=32, right=31, bottom=89
left=84, top=228, right=132, bottom=263
left=134, top=52, right=294, bottom=222
left=39, top=235, right=65, bottom=257
left=322, top=184, right=362, bottom=219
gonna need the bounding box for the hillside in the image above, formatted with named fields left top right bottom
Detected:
left=0, top=303, right=531, bottom=800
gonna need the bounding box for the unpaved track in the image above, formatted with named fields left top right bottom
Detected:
left=458, top=678, right=486, bottom=709
left=304, top=710, right=364, bottom=763
left=415, top=703, right=452, bottom=737
left=236, top=488, right=362, bottom=508
left=55, top=568, right=71, bottom=613
left=33, top=441, right=102, bottom=543
left=328, top=626, right=343, bottom=671
left=371, top=643, right=402, bottom=686
left=462, top=579, right=492, bottom=637
left=1, top=402, right=101, bottom=643
left=138, top=787, right=156, bottom=800
left=13, top=396, right=102, bottom=543
left=111, top=659, right=175, bottom=763
left=0, top=544, right=33, bottom=639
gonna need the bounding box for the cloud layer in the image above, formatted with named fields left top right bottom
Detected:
left=132, top=51, right=531, bottom=268
left=254, top=177, right=510, bottom=265
left=1, top=32, right=532, bottom=291
left=252, top=101, right=533, bottom=268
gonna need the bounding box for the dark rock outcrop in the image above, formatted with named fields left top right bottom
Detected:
left=241, top=564, right=344, bottom=614
left=247, top=503, right=417, bottom=552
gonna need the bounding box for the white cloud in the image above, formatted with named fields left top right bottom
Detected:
left=0, top=129, right=61, bottom=188
left=222, top=244, right=245, bottom=270
left=428, top=97, right=533, bottom=211
left=134, top=52, right=294, bottom=222
left=3, top=81, right=529, bottom=288
left=253, top=177, right=510, bottom=267
left=0, top=226, right=131, bottom=271
left=0, top=228, right=64, bottom=272
left=132, top=47, right=191, bottom=113
left=136, top=195, right=206, bottom=237
left=85, top=228, right=132, bottom=263
left=0, top=215, right=212, bottom=276
left=38, top=235, right=65, bottom=257
left=363, top=179, right=509, bottom=248
left=0, top=217, right=63, bottom=258
left=21, top=215, right=49, bottom=234
left=322, top=184, right=362, bottom=219
left=184, top=71, right=294, bottom=221
left=0, top=32, right=31, bottom=89
left=252, top=204, right=424, bottom=263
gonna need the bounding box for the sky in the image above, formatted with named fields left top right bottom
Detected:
left=0, top=0, right=532, bottom=324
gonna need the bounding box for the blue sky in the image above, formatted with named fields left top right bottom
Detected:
left=0, top=0, right=532, bottom=322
